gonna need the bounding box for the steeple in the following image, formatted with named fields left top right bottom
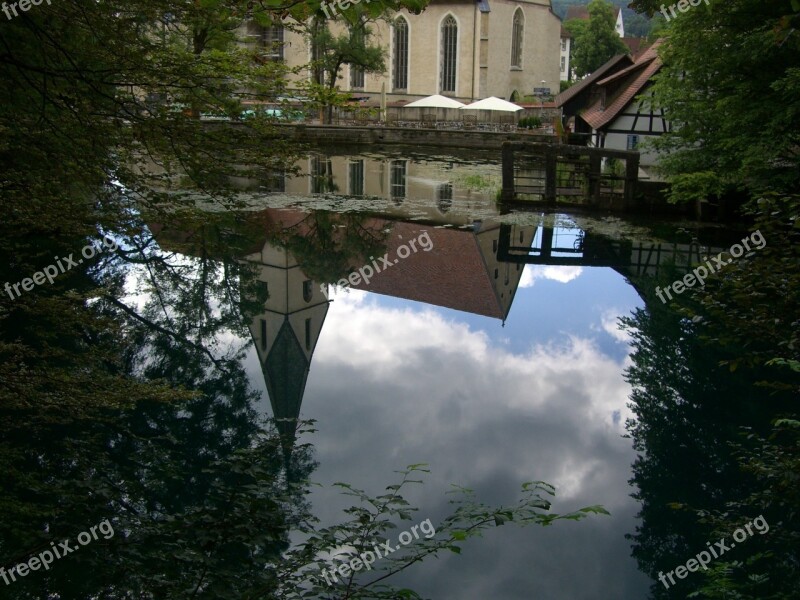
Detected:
left=241, top=240, right=330, bottom=476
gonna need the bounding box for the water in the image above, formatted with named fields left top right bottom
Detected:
left=0, top=147, right=786, bottom=599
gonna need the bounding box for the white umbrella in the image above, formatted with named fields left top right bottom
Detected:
left=460, top=96, right=523, bottom=112
left=404, top=94, right=466, bottom=109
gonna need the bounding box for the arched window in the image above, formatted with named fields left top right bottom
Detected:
left=393, top=17, right=409, bottom=90
left=511, top=9, right=524, bottom=68
left=440, top=16, right=458, bottom=93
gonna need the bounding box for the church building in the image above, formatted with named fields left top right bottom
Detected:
left=247, top=0, right=562, bottom=102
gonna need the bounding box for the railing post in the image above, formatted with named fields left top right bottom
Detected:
left=625, top=152, right=639, bottom=208
left=545, top=146, right=557, bottom=203
left=501, top=142, right=516, bottom=202
left=589, top=152, right=602, bottom=206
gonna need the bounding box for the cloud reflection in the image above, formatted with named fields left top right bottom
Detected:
left=301, top=290, right=649, bottom=599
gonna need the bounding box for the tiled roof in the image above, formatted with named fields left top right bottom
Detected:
left=553, top=53, right=633, bottom=108
left=621, top=37, right=651, bottom=60
left=351, top=222, right=505, bottom=319
left=595, top=40, right=661, bottom=87
left=560, top=24, right=573, bottom=38
left=580, top=40, right=664, bottom=130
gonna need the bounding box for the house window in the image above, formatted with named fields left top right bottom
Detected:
left=350, top=65, right=365, bottom=89
left=510, top=9, right=524, bottom=68
left=349, top=159, right=364, bottom=196
left=311, top=155, right=334, bottom=193
left=437, top=183, right=453, bottom=213
left=303, top=280, right=313, bottom=302
left=440, top=16, right=458, bottom=93
left=263, top=26, right=284, bottom=60
left=393, top=17, right=409, bottom=90
left=561, top=38, right=567, bottom=52
left=561, top=56, right=566, bottom=72
left=305, top=318, right=312, bottom=351
left=627, top=134, right=640, bottom=150
left=350, top=27, right=365, bottom=89
left=264, top=169, right=286, bottom=193
left=310, top=19, right=325, bottom=85
left=390, top=160, right=407, bottom=202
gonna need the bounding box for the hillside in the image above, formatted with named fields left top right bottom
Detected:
left=553, top=0, right=653, bottom=37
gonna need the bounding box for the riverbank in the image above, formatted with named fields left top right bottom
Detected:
left=235, top=122, right=556, bottom=150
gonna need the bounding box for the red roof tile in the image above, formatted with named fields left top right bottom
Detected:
left=621, top=37, right=652, bottom=60
left=351, top=223, right=505, bottom=319
left=553, top=53, right=633, bottom=108
left=580, top=41, right=664, bottom=130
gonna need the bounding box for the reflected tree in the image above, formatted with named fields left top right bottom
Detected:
left=622, top=195, right=800, bottom=598
left=273, top=211, right=389, bottom=286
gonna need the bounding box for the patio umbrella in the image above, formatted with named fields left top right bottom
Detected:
left=404, top=94, right=466, bottom=109
left=460, top=96, right=523, bottom=112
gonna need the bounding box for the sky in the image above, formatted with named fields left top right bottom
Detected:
left=243, top=263, right=651, bottom=599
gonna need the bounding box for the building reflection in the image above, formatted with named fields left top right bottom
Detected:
left=230, top=151, right=500, bottom=210
left=345, top=220, right=534, bottom=322
left=235, top=211, right=331, bottom=462
left=151, top=206, right=732, bottom=462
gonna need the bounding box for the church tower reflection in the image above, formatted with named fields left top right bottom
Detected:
left=240, top=238, right=329, bottom=463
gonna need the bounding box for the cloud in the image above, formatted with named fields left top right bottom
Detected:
left=518, top=265, right=584, bottom=288
left=298, top=292, right=646, bottom=599
left=598, top=309, right=633, bottom=344
left=312, top=292, right=635, bottom=495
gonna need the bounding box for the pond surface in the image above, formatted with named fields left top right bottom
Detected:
left=1, top=147, right=786, bottom=600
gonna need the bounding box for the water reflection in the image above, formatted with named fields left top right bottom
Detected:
left=231, top=147, right=502, bottom=206
left=149, top=205, right=754, bottom=599
left=1, top=188, right=788, bottom=599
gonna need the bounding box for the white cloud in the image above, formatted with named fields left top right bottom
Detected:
left=297, top=291, right=646, bottom=600
left=311, top=292, right=635, bottom=501
left=598, top=309, right=633, bottom=345
left=518, top=265, right=584, bottom=288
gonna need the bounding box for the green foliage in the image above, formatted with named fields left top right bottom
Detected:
left=268, top=466, right=608, bottom=599
left=644, top=0, right=800, bottom=199
left=566, top=0, right=628, bottom=77
left=518, top=116, right=543, bottom=129
left=621, top=193, right=800, bottom=599
left=666, top=171, right=725, bottom=205
left=274, top=211, right=390, bottom=285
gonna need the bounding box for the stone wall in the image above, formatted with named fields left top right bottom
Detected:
left=265, top=123, right=555, bottom=150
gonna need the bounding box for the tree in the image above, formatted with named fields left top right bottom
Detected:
left=628, top=0, right=800, bottom=201
left=303, top=13, right=385, bottom=123
left=621, top=192, right=800, bottom=598
left=566, top=0, right=628, bottom=78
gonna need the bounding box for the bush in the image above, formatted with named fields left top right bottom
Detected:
left=518, top=116, right=543, bottom=129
